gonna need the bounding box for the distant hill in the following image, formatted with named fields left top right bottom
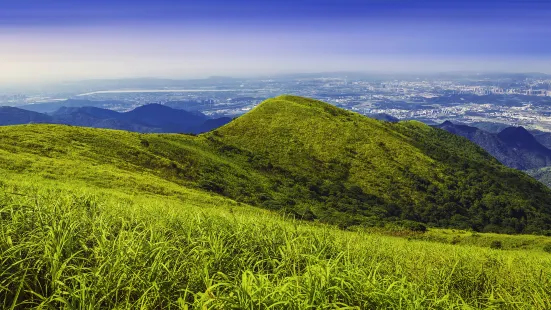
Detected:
left=121, top=104, right=207, bottom=132
left=20, top=99, right=130, bottom=113
left=366, top=113, right=399, bottom=122
left=50, top=106, right=155, bottom=132
left=1, top=104, right=231, bottom=134
left=51, top=106, right=122, bottom=119
left=468, top=121, right=512, bottom=133
left=436, top=121, right=551, bottom=170
left=531, top=130, right=551, bottom=149
left=526, top=167, right=551, bottom=188
left=0, top=106, right=53, bottom=125
left=192, top=117, right=233, bottom=133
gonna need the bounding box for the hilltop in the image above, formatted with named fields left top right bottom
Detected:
left=3, top=95, right=551, bottom=308
left=2, top=95, right=551, bottom=233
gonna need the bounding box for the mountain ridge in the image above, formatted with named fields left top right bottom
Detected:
left=1, top=95, right=551, bottom=233
left=435, top=121, right=551, bottom=170
left=0, top=104, right=231, bottom=134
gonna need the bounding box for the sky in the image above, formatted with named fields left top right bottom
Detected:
left=1, top=0, right=551, bottom=83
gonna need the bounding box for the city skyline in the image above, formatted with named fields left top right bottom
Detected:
left=2, top=0, right=551, bottom=83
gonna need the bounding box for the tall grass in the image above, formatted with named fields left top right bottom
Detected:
left=1, top=184, right=551, bottom=309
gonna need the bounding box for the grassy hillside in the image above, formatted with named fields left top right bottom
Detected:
left=2, top=95, right=551, bottom=234
left=2, top=95, right=551, bottom=308
left=213, top=95, right=551, bottom=233
left=2, top=177, right=551, bottom=309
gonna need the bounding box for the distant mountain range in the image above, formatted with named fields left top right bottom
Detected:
left=435, top=121, right=551, bottom=172
left=10, top=100, right=551, bottom=188
left=0, top=106, right=53, bottom=125
left=19, top=99, right=129, bottom=113
left=0, top=104, right=232, bottom=134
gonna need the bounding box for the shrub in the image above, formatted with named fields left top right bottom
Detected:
left=301, top=208, right=316, bottom=221
left=490, top=240, right=503, bottom=249
left=451, top=236, right=461, bottom=245
left=402, top=220, right=427, bottom=233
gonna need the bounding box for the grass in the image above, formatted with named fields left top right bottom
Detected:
left=2, top=96, right=551, bottom=233
left=367, top=226, right=551, bottom=252
left=2, top=179, right=551, bottom=309
left=3, top=95, right=551, bottom=308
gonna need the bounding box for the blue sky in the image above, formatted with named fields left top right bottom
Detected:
left=1, top=0, right=551, bottom=82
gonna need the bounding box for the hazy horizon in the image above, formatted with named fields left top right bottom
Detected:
left=2, top=0, right=551, bottom=83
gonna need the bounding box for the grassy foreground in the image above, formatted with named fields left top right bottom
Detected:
left=1, top=177, right=551, bottom=309
left=2, top=96, right=551, bottom=308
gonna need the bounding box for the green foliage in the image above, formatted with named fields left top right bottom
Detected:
left=400, top=220, right=428, bottom=233
left=3, top=95, right=551, bottom=307
left=2, top=95, right=551, bottom=234
left=526, top=166, right=551, bottom=187
left=544, top=244, right=551, bottom=253
left=1, top=182, right=551, bottom=309
left=213, top=95, right=551, bottom=233
left=490, top=240, right=503, bottom=249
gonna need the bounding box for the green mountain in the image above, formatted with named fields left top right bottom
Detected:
left=3, top=95, right=551, bottom=308
left=2, top=95, right=551, bottom=234
left=209, top=96, right=551, bottom=233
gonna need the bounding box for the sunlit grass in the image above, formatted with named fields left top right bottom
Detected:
left=1, top=179, right=551, bottom=309
left=3, top=96, right=551, bottom=308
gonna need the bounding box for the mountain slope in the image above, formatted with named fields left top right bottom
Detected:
left=121, top=103, right=207, bottom=132
left=51, top=106, right=122, bottom=119
left=0, top=106, right=53, bottom=125
left=1, top=95, right=551, bottom=233
left=1, top=104, right=232, bottom=134
left=211, top=96, right=551, bottom=232
left=526, top=167, right=551, bottom=188
left=532, top=130, right=551, bottom=149
left=3, top=151, right=551, bottom=309
left=367, top=113, right=400, bottom=122
left=436, top=121, right=551, bottom=170
left=20, top=99, right=128, bottom=113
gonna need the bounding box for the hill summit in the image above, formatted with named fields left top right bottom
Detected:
left=1, top=95, right=551, bottom=233
left=208, top=96, right=551, bottom=233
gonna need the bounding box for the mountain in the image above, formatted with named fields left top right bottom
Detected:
left=0, top=104, right=232, bottom=134
left=20, top=99, right=129, bottom=113
left=366, top=113, right=399, bottom=122
left=120, top=104, right=207, bottom=132
left=468, top=121, right=512, bottom=133
left=0, top=106, right=53, bottom=125
left=4, top=100, right=551, bottom=309
left=436, top=121, right=551, bottom=170
left=526, top=167, right=551, bottom=188
left=51, top=106, right=122, bottom=119
left=2, top=95, right=551, bottom=234
left=531, top=130, right=551, bottom=149
left=50, top=106, right=155, bottom=132
left=191, top=117, right=233, bottom=133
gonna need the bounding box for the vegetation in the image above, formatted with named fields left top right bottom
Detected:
left=212, top=95, right=551, bottom=233
left=3, top=95, right=551, bottom=307
left=2, top=95, right=551, bottom=235
left=2, top=179, right=551, bottom=309
left=526, top=166, right=551, bottom=188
